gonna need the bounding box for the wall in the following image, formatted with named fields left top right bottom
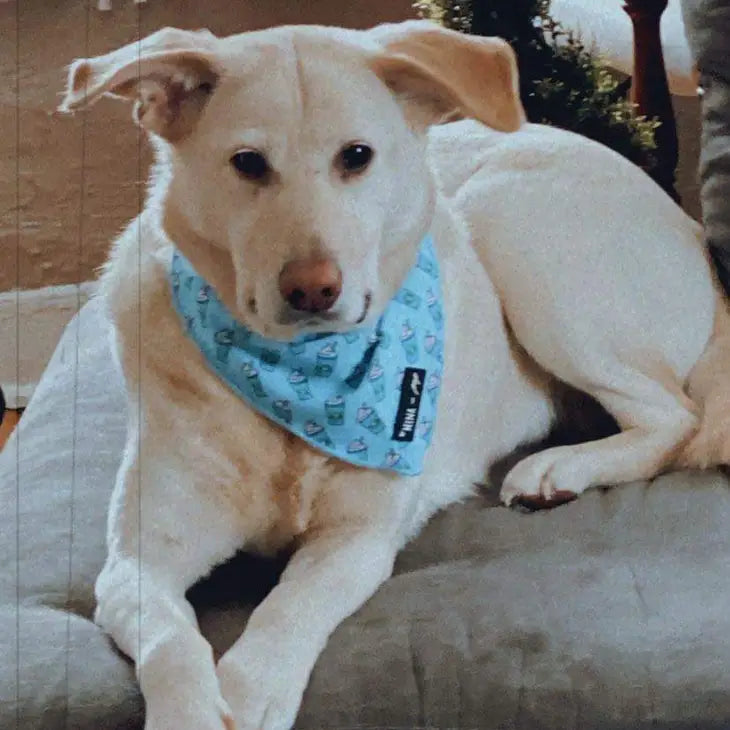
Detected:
left=0, top=0, right=415, bottom=293
left=673, top=94, right=702, bottom=223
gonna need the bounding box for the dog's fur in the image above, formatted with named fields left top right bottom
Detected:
left=59, top=20, right=730, bottom=730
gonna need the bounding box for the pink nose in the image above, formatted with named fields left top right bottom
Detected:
left=278, top=258, right=343, bottom=313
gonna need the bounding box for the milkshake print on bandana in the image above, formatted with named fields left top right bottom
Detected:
left=170, top=235, right=443, bottom=476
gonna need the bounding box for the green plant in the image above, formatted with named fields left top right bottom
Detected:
left=414, top=0, right=661, bottom=176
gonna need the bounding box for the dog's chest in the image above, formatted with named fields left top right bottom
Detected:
left=179, top=390, right=330, bottom=550
left=132, top=316, right=327, bottom=554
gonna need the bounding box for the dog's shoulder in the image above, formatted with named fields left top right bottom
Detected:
left=97, top=210, right=177, bottom=380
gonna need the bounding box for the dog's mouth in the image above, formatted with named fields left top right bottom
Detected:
left=277, top=309, right=341, bottom=327
left=356, top=291, right=372, bottom=324
left=275, top=291, right=372, bottom=330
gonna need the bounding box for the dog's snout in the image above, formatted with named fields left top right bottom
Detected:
left=278, top=258, right=343, bottom=313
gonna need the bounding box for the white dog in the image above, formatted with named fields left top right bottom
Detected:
left=59, top=19, right=730, bottom=730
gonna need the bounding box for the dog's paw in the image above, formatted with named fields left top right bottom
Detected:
left=139, top=639, right=236, bottom=730
left=217, top=654, right=305, bottom=730
left=500, top=448, right=579, bottom=510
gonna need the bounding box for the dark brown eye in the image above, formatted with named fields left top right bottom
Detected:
left=231, top=149, right=270, bottom=181
left=338, top=143, right=374, bottom=176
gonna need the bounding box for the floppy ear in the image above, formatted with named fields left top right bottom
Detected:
left=58, top=27, right=220, bottom=141
left=368, top=19, right=525, bottom=133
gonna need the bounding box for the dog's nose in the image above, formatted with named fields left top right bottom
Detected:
left=278, top=258, right=343, bottom=313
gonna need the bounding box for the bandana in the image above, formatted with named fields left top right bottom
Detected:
left=170, top=235, right=444, bottom=475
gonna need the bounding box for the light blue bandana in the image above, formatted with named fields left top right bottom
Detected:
left=170, top=235, right=444, bottom=476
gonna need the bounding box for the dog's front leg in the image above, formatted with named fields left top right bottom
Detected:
left=217, top=517, right=401, bottom=730
left=96, top=558, right=234, bottom=730
left=96, top=449, right=241, bottom=730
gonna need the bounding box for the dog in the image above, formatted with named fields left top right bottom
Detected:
left=59, top=19, right=730, bottom=730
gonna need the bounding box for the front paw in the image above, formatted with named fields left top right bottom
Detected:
left=217, top=654, right=306, bottom=730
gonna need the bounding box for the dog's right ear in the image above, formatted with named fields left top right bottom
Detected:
left=58, top=27, right=220, bottom=142
left=368, top=20, right=525, bottom=133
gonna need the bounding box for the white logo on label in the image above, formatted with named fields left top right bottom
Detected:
left=409, top=372, right=422, bottom=396
left=398, top=407, right=418, bottom=439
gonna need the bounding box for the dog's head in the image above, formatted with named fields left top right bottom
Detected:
left=60, top=21, right=523, bottom=340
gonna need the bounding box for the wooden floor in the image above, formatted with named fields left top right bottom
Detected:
left=0, top=411, right=21, bottom=452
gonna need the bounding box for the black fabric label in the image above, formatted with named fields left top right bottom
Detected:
left=392, top=367, right=426, bottom=442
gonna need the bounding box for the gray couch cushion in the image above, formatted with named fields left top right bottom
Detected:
left=0, top=298, right=142, bottom=730
left=2, top=298, right=730, bottom=729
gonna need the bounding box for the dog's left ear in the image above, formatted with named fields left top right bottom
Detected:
left=57, top=27, right=220, bottom=142
left=368, top=20, right=525, bottom=133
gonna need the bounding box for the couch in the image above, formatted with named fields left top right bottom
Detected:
left=2, top=294, right=730, bottom=730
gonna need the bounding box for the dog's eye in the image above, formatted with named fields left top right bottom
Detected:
left=231, top=149, right=270, bottom=181
left=338, top=143, right=374, bottom=176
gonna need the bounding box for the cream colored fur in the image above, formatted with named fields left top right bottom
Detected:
left=59, top=20, right=729, bottom=730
